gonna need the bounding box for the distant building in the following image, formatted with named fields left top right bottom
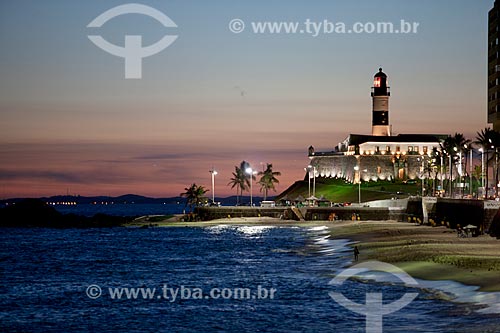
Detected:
left=308, top=68, right=452, bottom=186
left=489, top=0, right=500, bottom=131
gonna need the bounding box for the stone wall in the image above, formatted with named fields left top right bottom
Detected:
left=435, top=199, right=484, bottom=230
left=196, top=200, right=499, bottom=232
left=310, top=154, right=457, bottom=182
left=407, top=198, right=498, bottom=232
left=312, top=155, right=357, bottom=181
left=195, top=207, right=287, bottom=221
left=196, top=206, right=406, bottom=222
left=304, top=207, right=405, bottom=221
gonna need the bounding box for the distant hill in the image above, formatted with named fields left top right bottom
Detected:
left=0, top=199, right=130, bottom=228
left=0, top=194, right=273, bottom=206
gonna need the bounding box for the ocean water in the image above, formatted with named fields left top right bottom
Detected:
left=1, top=226, right=499, bottom=333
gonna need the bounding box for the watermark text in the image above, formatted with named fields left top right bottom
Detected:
left=86, top=284, right=276, bottom=302
left=229, top=18, right=419, bottom=36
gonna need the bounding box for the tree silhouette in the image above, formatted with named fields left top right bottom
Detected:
left=180, top=183, right=208, bottom=212
left=475, top=127, right=496, bottom=197
left=227, top=164, right=249, bottom=205
left=257, top=163, right=281, bottom=200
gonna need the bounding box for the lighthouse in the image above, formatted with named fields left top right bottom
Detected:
left=371, top=68, right=391, bottom=136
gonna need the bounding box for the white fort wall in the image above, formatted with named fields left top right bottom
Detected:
left=310, top=154, right=457, bottom=183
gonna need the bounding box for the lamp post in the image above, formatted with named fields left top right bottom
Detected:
left=465, top=145, right=472, bottom=196
left=245, top=167, right=257, bottom=206
left=488, top=139, right=493, bottom=198
left=209, top=168, right=217, bottom=204
left=440, top=152, right=444, bottom=195
left=307, top=165, right=316, bottom=198
left=354, top=166, right=360, bottom=204
left=354, top=166, right=367, bottom=204
left=304, top=167, right=311, bottom=198
left=479, top=147, right=485, bottom=190
left=459, top=149, right=464, bottom=198
left=492, top=143, right=499, bottom=198
left=418, top=157, right=424, bottom=197
left=491, top=146, right=499, bottom=198
left=449, top=152, right=453, bottom=198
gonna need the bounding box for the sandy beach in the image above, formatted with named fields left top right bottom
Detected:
left=325, top=220, right=500, bottom=292
left=130, top=216, right=500, bottom=292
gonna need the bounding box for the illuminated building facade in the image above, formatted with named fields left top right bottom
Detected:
left=308, top=68, right=453, bottom=185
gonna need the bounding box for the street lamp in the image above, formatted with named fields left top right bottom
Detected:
left=418, top=157, right=425, bottom=197
left=354, top=166, right=367, bottom=204
left=304, top=167, right=311, bottom=198
left=464, top=144, right=473, bottom=196
left=307, top=165, right=317, bottom=198
left=449, top=152, right=453, bottom=198
left=245, top=167, right=257, bottom=206
left=437, top=151, right=444, bottom=195
left=209, top=168, right=218, bottom=204
left=479, top=147, right=485, bottom=189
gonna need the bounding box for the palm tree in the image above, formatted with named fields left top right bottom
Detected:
left=439, top=136, right=457, bottom=196
left=452, top=133, right=470, bottom=148
left=430, top=147, right=443, bottom=194
left=180, top=183, right=208, bottom=211
left=227, top=165, right=249, bottom=205
left=475, top=127, right=495, bottom=198
left=439, top=133, right=471, bottom=197
left=257, top=163, right=281, bottom=200
left=451, top=133, right=471, bottom=197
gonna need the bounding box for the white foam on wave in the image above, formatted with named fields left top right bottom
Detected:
left=415, top=279, right=500, bottom=314
left=236, top=225, right=275, bottom=237
left=314, top=235, right=331, bottom=244
left=304, top=225, right=500, bottom=314
left=357, top=272, right=500, bottom=314
left=308, top=226, right=329, bottom=232
left=318, top=248, right=337, bottom=253
left=206, top=225, right=276, bottom=238
left=205, top=224, right=234, bottom=234
left=338, top=269, right=500, bottom=314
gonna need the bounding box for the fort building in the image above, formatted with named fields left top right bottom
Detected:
left=308, top=68, right=452, bottom=187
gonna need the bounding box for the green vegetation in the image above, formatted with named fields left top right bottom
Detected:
left=257, top=163, right=281, bottom=200
left=180, top=183, right=208, bottom=211
left=227, top=161, right=251, bottom=205
left=227, top=160, right=281, bottom=204
left=278, top=178, right=419, bottom=203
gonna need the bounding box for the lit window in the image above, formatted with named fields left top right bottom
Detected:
left=408, top=146, right=413, bottom=152
left=414, top=146, right=419, bottom=153
left=386, top=146, right=390, bottom=152
left=423, top=146, right=428, bottom=154
left=374, top=77, right=381, bottom=87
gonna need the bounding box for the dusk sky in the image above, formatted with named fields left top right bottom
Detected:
left=0, top=0, right=492, bottom=198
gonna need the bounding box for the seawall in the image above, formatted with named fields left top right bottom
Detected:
left=195, top=198, right=500, bottom=232
left=195, top=206, right=406, bottom=222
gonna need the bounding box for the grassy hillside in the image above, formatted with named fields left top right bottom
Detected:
left=277, top=178, right=420, bottom=203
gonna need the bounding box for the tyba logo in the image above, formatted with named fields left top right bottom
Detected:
left=87, top=3, right=178, bottom=79
left=329, top=261, right=419, bottom=333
